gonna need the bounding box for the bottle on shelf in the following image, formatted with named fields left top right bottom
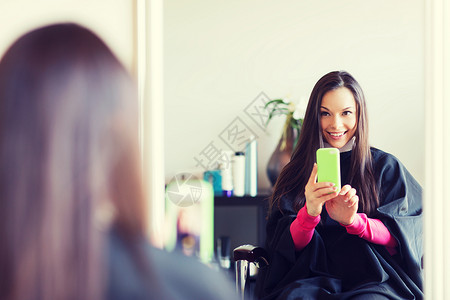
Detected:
left=232, top=151, right=245, bottom=197
left=220, top=151, right=234, bottom=197
left=245, top=136, right=258, bottom=197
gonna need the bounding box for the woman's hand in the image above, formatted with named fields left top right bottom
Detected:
left=325, top=185, right=359, bottom=225
left=304, top=163, right=339, bottom=217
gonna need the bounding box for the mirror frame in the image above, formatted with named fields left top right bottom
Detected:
left=424, top=0, right=450, bottom=297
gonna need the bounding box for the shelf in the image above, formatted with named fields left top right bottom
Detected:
left=214, top=195, right=270, bottom=206
left=213, top=194, right=270, bottom=253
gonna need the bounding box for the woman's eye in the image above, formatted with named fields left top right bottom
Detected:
left=342, top=111, right=352, bottom=116
left=320, top=111, right=329, bottom=117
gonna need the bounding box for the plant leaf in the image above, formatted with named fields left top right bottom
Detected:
left=264, top=99, right=284, bottom=108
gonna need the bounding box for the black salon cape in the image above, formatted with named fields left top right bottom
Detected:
left=257, top=148, right=423, bottom=300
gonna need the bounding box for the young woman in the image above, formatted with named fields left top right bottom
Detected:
left=0, top=23, right=237, bottom=300
left=257, top=71, right=423, bottom=299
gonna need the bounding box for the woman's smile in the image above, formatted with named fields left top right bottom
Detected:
left=327, top=131, right=347, bottom=139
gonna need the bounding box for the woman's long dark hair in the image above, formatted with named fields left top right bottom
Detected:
left=0, top=24, right=150, bottom=300
left=269, top=71, right=378, bottom=217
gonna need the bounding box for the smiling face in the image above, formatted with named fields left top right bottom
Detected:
left=320, top=87, right=357, bottom=149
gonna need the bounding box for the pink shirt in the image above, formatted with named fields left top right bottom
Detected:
left=290, top=206, right=398, bottom=255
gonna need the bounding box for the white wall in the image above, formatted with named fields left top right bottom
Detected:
left=164, top=0, right=425, bottom=191
left=0, top=0, right=135, bottom=73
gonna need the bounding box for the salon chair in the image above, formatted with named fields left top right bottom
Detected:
left=233, top=244, right=269, bottom=300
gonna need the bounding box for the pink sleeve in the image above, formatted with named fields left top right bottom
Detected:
left=290, top=206, right=321, bottom=251
left=343, top=213, right=398, bottom=255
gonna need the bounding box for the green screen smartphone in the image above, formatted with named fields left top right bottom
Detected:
left=316, top=148, right=341, bottom=190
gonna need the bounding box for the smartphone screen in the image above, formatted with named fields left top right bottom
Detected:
left=316, top=148, right=341, bottom=190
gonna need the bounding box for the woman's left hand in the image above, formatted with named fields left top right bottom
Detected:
left=325, top=184, right=359, bottom=225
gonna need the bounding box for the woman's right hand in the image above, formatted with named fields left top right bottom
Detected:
left=304, top=163, right=339, bottom=216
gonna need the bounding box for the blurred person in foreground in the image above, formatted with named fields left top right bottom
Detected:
left=0, top=23, right=238, bottom=300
